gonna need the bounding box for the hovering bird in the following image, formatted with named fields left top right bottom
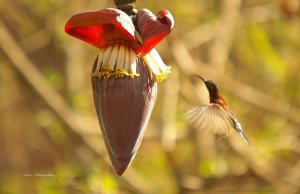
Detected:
left=186, top=75, right=249, bottom=144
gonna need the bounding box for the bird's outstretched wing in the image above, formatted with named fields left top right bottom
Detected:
left=186, top=104, right=233, bottom=136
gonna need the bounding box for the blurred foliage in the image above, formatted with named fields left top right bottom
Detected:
left=1, top=0, right=300, bottom=194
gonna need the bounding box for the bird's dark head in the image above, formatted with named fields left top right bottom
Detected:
left=195, top=75, right=219, bottom=103
left=203, top=80, right=218, bottom=95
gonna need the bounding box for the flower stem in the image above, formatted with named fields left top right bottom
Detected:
left=114, top=0, right=137, bottom=6
left=114, top=0, right=138, bottom=17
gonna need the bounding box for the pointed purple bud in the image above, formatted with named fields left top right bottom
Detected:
left=92, top=56, right=157, bottom=175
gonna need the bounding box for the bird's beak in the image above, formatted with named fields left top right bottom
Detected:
left=194, top=75, right=206, bottom=83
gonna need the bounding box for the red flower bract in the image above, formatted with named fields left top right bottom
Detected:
left=136, top=9, right=174, bottom=55
left=65, top=7, right=174, bottom=175
left=65, top=8, right=174, bottom=55
left=65, top=9, right=139, bottom=51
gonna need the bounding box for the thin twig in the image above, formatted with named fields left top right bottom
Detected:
left=180, top=20, right=219, bottom=50
left=161, top=66, right=179, bottom=151
left=228, top=135, right=297, bottom=193
left=0, top=20, right=99, bottom=153
left=208, top=0, right=242, bottom=70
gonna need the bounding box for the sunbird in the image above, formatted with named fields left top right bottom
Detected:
left=186, top=75, right=249, bottom=144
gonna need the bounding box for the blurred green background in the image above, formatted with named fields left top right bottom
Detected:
left=1, top=0, right=300, bottom=193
